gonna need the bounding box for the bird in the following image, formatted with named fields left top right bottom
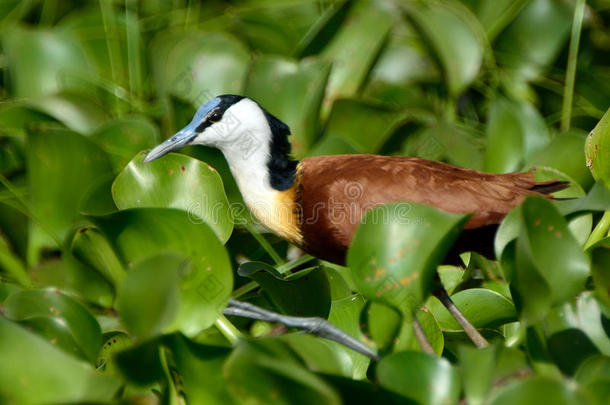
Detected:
left=144, top=94, right=568, bottom=265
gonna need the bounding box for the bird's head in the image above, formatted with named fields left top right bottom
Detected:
left=144, top=94, right=287, bottom=163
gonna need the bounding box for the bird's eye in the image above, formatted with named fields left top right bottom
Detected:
left=209, top=111, right=221, bottom=122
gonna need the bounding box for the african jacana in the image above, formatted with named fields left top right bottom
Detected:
left=144, top=95, right=567, bottom=264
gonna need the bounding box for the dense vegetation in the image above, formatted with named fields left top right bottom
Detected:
left=0, top=0, right=609, bottom=404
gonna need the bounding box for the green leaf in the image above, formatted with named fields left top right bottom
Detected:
left=405, top=1, right=484, bottom=96
left=426, top=288, right=517, bottom=331
left=2, top=288, right=102, bottom=364
left=166, top=334, right=234, bottom=404
left=90, top=208, right=233, bottom=335
left=393, top=308, right=444, bottom=356
left=575, top=355, right=610, bottom=405
left=244, top=56, right=330, bottom=156
left=151, top=31, right=249, bottom=107
left=319, top=99, right=408, bottom=154
left=485, top=97, right=549, bottom=173
left=585, top=107, right=610, bottom=183
left=92, top=117, right=160, bottom=172
left=591, top=237, right=610, bottom=313
left=494, top=0, right=573, bottom=81
left=71, top=226, right=126, bottom=287
left=117, top=253, right=183, bottom=340
left=513, top=197, right=590, bottom=322
left=458, top=345, right=499, bottom=405
left=322, top=374, right=417, bottom=405
left=223, top=339, right=341, bottom=405
left=238, top=262, right=331, bottom=318
left=347, top=202, right=468, bottom=313
left=377, top=351, right=461, bottom=405
left=112, top=152, right=233, bottom=244
left=488, top=376, right=591, bottom=405
left=320, top=0, right=393, bottom=114
left=526, top=132, right=593, bottom=189
left=2, top=26, right=94, bottom=99
left=0, top=317, right=119, bottom=404
left=28, top=93, right=109, bottom=135
left=26, top=126, right=113, bottom=265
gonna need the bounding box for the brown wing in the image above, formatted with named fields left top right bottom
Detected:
left=298, top=154, right=565, bottom=263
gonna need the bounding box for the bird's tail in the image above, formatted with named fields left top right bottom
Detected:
left=531, top=180, right=571, bottom=195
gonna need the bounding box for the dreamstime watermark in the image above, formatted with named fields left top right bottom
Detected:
left=185, top=181, right=422, bottom=228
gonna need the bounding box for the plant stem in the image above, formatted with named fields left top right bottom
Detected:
left=231, top=280, right=259, bottom=299
left=561, top=0, right=586, bottom=133
left=584, top=210, right=610, bottom=250
left=412, top=317, right=434, bottom=354
left=124, top=0, right=143, bottom=102
left=435, top=286, right=489, bottom=348
left=214, top=314, right=243, bottom=345
left=245, top=223, right=284, bottom=265
left=100, top=0, right=123, bottom=116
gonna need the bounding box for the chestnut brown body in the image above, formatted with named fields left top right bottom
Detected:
left=296, top=154, right=567, bottom=264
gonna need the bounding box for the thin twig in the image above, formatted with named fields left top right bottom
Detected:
left=435, top=287, right=489, bottom=348
left=412, top=317, right=435, bottom=354
left=224, top=299, right=379, bottom=361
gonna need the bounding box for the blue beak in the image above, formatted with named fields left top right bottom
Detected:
left=143, top=97, right=222, bottom=163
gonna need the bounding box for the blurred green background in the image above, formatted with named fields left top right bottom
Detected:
left=1, top=0, right=610, bottom=404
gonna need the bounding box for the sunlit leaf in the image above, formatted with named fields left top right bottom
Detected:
left=585, top=107, right=610, bottom=184
left=347, top=202, right=468, bottom=313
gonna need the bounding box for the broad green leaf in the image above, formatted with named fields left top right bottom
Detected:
left=90, top=208, right=233, bottom=335
left=26, top=127, right=113, bottom=265
left=488, top=376, right=590, bottom=405
left=485, top=97, right=549, bottom=173
left=494, top=0, right=573, bottom=81
left=377, top=351, right=461, bottom=405
left=230, top=2, right=320, bottom=56
left=426, top=288, right=517, bottom=331
left=347, top=202, right=468, bottom=313
left=151, top=31, right=249, bottom=107
left=459, top=345, right=499, bottom=405
left=166, top=334, right=234, bottom=405
left=575, top=355, right=610, bottom=405
left=364, top=301, right=402, bottom=351
left=591, top=237, right=610, bottom=312
left=0, top=103, right=57, bottom=138
left=2, top=288, right=102, bottom=364
left=112, top=152, right=233, bottom=244
left=281, top=334, right=354, bottom=378
left=238, top=262, right=331, bottom=318
left=244, top=56, right=330, bottom=156
left=117, top=253, right=183, bottom=340
left=2, top=26, right=94, bottom=99
left=405, top=1, right=484, bottom=96
left=223, top=339, right=341, bottom=405
left=29, top=255, right=114, bottom=307
left=321, top=99, right=407, bottom=154
left=320, top=0, right=394, bottom=114
left=513, top=197, right=590, bottom=322
left=29, top=93, right=109, bottom=135
left=322, top=374, right=417, bottom=405
left=526, top=131, right=594, bottom=189
left=0, top=317, right=119, bottom=404
left=585, top=107, right=610, bottom=183
left=393, top=308, right=444, bottom=356
left=403, top=123, right=484, bottom=170
left=92, top=117, right=160, bottom=171
left=71, top=226, right=126, bottom=287
left=326, top=294, right=370, bottom=379
left=114, top=337, right=165, bottom=386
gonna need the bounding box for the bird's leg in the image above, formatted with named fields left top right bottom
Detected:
left=412, top=317, right=435, bottom=354
left=434, top=286, right=489, bottom=348
left=224, top=299, right=379, bottom=361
